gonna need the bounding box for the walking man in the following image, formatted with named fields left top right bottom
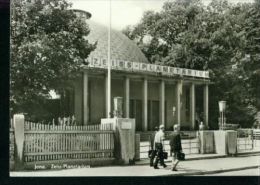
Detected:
left=153, top=125, right=167, bottom=169
left=169, top=124, right=182, bottom=171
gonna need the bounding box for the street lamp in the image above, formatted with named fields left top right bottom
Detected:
left=218, top=101, right=226, bottom=130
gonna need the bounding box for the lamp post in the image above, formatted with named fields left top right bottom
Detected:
left=218, top=101, right=226, bottom=130
left=172, top=106, right=176, bottom=130
left=107, top=0, right=112, bottom=118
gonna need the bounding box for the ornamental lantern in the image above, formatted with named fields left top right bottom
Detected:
left=218, top=101, right=226, bottom=112
left=218, top=101, right=227, bottom=130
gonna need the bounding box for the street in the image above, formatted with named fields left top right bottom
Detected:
left=203, top=168, right=260, bottom=176
left=10, top=154, right=260, bottom=176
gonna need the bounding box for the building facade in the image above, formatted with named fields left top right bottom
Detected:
left=72, top=10, right=210, bottom=131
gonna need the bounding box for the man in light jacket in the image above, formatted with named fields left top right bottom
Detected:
left=153, top=125, right=167, bottom=169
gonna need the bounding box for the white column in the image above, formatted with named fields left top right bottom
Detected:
left=143, top=78, right=148, bottom=131
left=190, top=83, right=195, bottom=129
left=105, top=74, right=111, bottom=118
left=83, top=71, right=89, bottom=125
left=124, top=76, right=130, bottom=118
left=159, top=80, right=165, bottom=126
left=203, top=84, right=209, bottom=127
left=176, top=81, right=182, bottom=126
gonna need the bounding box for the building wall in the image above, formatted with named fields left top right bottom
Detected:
left=130, top=80, right=142, bottom=100
left=165, top=83, right=176, bottom=130
left=89, top=77, right=105, bottom=124
left=74, top=76, right=83, bottom=125
left=111, top=78, right=124, bottom=110
left=148, top=82, right=159, bottom=100
left=165, top=83, right=190, bottom=130
left=88, top=77, right=125, bottom=124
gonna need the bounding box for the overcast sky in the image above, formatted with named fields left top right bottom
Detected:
left=69, top=0, right=253, bottom=31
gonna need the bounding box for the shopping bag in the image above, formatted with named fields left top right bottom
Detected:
left=163, top=151, right=168, bottom=159
left=177, top=152, right=185, bottom=161
left=148, top=150, right=153, bottom=158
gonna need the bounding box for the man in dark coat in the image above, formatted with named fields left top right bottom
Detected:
left=169, top=124, right=182, bottom=171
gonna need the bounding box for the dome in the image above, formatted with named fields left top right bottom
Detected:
left=86, top=20, right=149, bottom=64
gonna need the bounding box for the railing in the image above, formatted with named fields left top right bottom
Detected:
left=139, top=131, right=200, bottom=159
left=237, top=129, right=254, bottom=151
left=23, top=121, right=114, bottom=163
left=253, top=129, right=260, bottom=148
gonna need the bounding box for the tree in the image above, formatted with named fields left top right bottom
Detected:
left=122, top=0, right=258, bottom=128
left=10, top=0, right=96, bottom=117
left=242, top=0, right=260, bottom=109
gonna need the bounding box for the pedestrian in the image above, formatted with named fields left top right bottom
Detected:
left=153, top=124, right=167, bottom=169
left=149, top=126, right=158, bottom=167
left=169, top=124, right=182, bottom=171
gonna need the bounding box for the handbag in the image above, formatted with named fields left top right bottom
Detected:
left=163, top=151, right=168, bottom=159
left=148, top=149, right=153, bottom=158
left=162, top=139, right=168, bottom=159
left=177, top=152, right=185, bottom=161
left=148, top=135, right=154, bottom=158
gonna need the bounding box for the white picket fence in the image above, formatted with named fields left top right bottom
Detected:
left=10, top=119, right=115, bottom=163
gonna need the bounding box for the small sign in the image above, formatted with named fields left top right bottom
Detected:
left=121, top=121, right=131, bottom=129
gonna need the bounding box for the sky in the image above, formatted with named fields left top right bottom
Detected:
left=69, top=0, right=253, bottom=31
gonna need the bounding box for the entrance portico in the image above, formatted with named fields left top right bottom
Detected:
left=76, top=68, right=210, bottom=131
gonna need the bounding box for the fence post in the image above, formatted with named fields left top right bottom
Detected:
left=251, top=129, right=254, bottom=149
left=199, top=131, right=214, bottom=154
left=101, top=118, right=136, bottom=165
left=13, top=114, right=25, bottom=170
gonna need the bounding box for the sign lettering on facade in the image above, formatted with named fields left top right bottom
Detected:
left=132, top=62, right=140, bottom=70
left=148, top=64, right=156, bottom=71
left=125, top=61, right=132, bottom=70
left=141, top=63, right=147, bottom=71
left=101, top=58, right=107, bottom=68
left=93, top=57, right=100, bottom=66
left=87, top=57, right=209, bottom=79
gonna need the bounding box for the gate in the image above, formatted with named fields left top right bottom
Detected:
left=253, top=129, right=260, bottom=148
left=237, top=129, right=254, bottom=151
left=139, top=131, right=200, bottom=159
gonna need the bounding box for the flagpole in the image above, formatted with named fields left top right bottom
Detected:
left=107, top=0, right=111, bottom=118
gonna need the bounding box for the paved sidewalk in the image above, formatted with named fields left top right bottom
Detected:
left=136, top=148, right=260, bottom=165
left=10, top=155, right=260, bottom=176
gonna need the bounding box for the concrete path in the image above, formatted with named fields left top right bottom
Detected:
left=10, top=155, right=260, bottom=177
left=202, top=168, right=260, bottom=176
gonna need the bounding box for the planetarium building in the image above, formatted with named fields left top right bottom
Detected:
left=72, top=10, right=210, bottom=131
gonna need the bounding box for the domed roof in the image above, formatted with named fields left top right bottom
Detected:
left=86, top=20, right=149, bottom=64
